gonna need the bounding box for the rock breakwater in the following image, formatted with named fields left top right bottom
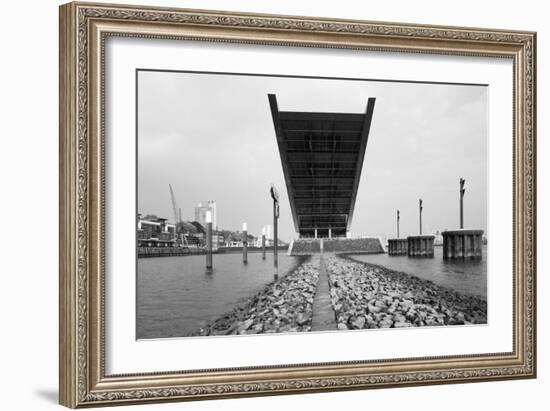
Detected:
left=326, top=256, right=487, bottom=330
left=194, top=259, right=319, bottom=336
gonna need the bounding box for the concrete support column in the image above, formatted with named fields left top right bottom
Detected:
left=442, top=230, right=483, bottom=260
left=456, top=234, right=463, bottom=258
left=406, top=235, right=434, bottom=257
left=388, top=238, right=407, bottom=256
left=465, top=235, right=472, bottom=259
left=474, top=234, right=482, bottom=259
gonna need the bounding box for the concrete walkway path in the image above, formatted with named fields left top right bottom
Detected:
left=311, top=254, right=337, bottom=331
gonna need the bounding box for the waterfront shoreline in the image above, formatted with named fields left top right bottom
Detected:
left=343, top=253, right=487, bottom=298
left=185, top=253, right=487, bottom=337
left=328, top=255, right=487, bottom=330
left=192, top=255, right=317, bottom=336
left=137, top=253, right=304, bottom=339
left=345, top=245, right=487, bottom=298
left=137, top=246, right=289, bottom=258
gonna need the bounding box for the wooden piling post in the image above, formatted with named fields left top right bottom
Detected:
left=205, top=211, right=213, bottom=271
left=262, top=227, right=265, bottom=260
left=242, top=222, right=248, bottom=264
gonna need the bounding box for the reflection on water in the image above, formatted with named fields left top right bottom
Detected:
left=349, top=245, right=487, bottom=298
left=137, top=252, right=300, bottom=339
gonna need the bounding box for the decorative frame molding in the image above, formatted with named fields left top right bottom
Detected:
left=59, top=2, right=536, bottom=408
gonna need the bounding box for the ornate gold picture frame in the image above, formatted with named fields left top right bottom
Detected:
left=59, top=2, right=536, bottom=408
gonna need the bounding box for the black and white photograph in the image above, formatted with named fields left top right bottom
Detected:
left=136, top=70, right=488, bottom=339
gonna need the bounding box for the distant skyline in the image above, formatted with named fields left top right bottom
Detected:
left=137, top=70, right=487, bottom=242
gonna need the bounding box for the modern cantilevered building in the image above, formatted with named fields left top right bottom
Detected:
left=268, top=94, right=375, bottom=239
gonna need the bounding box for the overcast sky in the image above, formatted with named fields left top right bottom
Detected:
left=137, top=71, right=487, bottom=242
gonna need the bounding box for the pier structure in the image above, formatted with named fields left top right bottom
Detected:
left=442, top=178, right=484, bottom=260
left=388, top=238, right=408, bottom=255
left=388, top=209, right=407, bottom=256
left=406, top=199, right=435, bottom=257
left=268, top=93, right=376, bottom=240
left=407, top=235, right=435, bottom=257
left=442, top=229, right=484, bottom=259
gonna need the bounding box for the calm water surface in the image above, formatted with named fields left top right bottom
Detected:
left=349, top=245, right=487, bottom=298
left=137, top=253, right=301, bottom=339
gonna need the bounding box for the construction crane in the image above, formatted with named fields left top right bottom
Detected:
left=169, top=184, right=180, bottom=225
left=169, top=184, right=187, bottom=247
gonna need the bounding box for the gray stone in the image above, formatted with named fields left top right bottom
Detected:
left=368, top=304, right=381, bottom=314
left=379, top=320, right=393, bottom=328
left=351, top=317, right=366, bottom=329
left=295, top=313, right=308, bottom=326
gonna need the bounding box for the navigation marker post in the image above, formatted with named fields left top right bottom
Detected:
left=442, top=177, right=483, bottom=260
left=270, top=184, right=279, bottom=279
left=397, top=209, right=400, bottom=238
left=388, top=209, right=407, bottom=255
left=261, top=226, right=266, bottom=260
left=242, top=222, right=248, bottom=264
left=460, top=178, right=465, bottom=229
left=205, top=210, right=213, bottom=271
left=407, top=198, right=434, bottom=257
left=419, top=198, right=423, bottom=235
